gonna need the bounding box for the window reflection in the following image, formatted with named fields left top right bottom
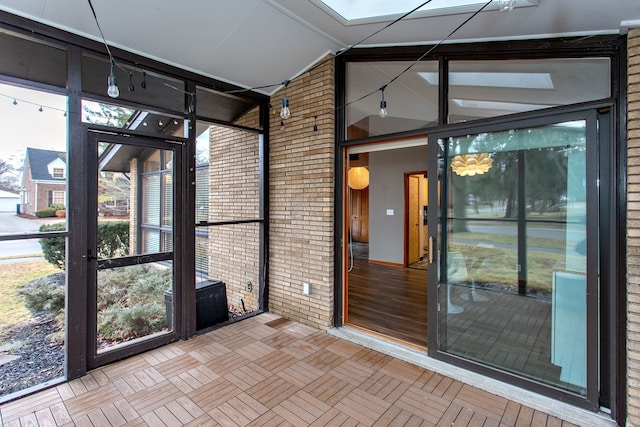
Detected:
left=441, top=120, right=588, bottom=394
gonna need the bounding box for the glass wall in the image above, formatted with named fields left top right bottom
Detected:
left=438, top=120, right=589, bottom=395
left=0, top=84, right=68, bottom=398
left=346, top=61, right=439, bottom=138
left=448, top=59, right=610, bottom=123
left=195, top=121, right=263, bottom=319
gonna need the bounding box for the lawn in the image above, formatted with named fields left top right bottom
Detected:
left=0, top=260, right=59, bottom=331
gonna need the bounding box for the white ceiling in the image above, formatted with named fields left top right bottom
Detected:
left=0, top=0, right=638, bottom=95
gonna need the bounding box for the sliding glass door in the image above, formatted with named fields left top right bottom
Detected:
left=428, top=106, right=608, bottom=409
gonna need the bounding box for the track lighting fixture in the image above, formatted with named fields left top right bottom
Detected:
left=128, top=72, right=135, bottom=92
left=379, top=86, right=388, bottom=119
left=12, top=99, right=17, bottom=105
left=38, top=106, right=43, bottom=112
left=107, top=59, right=120, bottom=98
left=280, top=80, right=291, bottom=120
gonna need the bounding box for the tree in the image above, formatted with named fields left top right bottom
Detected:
left=83, top=102, right=133, bottom=128
left=0, top=159, right=20, bottom=192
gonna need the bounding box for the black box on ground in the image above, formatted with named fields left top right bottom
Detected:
left=164, top=279, right=229, bottom=330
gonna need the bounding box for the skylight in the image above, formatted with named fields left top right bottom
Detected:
left=451, top=98, right=555, bottom=112
left=317, top=0, right=496, bottom=21
left=419, top=72, right=554, bottom=89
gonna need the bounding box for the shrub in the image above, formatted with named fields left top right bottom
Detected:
left=40, top=221, right=130, bottom=270
left=97, top=265, right=171, bottom=344
left=49, top=204, right=65, bottom=210
left=35, top=207, right=57, bottom=218
left=18, top=272, right=65, bottom=318
left=39, top=222, right=66, bottom=269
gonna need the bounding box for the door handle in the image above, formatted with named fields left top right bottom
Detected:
left=428, top=237, right=434, bottom=264
left=85, top=249, right=97, bottom=261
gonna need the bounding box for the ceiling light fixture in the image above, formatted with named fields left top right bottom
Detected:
left=107, top=60, right=120, bottom=98
left=280, top=80, right=291, bottom=120
left=87, top=0, right=121, bottom=99
left=451, top=153, right=493, bottom=176
left=379, top=85, right=388, bottom=118
left=348, top=167, right=370, bottom=190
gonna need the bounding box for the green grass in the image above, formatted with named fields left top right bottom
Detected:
left=0, top=260, right=59, bottom=330
left=449, top=243, right=585, bottom=293
left=451, top=231, right=571, bottom=251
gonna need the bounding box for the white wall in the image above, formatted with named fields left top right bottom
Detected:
left=368, top=145, right=428, bottom=264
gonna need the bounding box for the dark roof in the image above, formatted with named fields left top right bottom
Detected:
left=25, top=147, right=66, bottom=181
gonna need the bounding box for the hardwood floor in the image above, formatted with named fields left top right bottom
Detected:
left=347, top=243, right=428, bottom=347
left=346, top=244, right=577, bottom=393
left=0, top=313, right=579, bottom=426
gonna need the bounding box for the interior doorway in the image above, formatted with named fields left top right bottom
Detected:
left=344, top=138, right=428, bottom=348
left=406, top=172, right=428, bottom=269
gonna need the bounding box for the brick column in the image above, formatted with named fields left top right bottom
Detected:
left=627, top=27, right=640, bottom=425
left=268, top=57, right=335, bottom=329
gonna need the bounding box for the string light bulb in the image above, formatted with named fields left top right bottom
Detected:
left=280, top=80, right=291, bottom=120
left=107, top=60, right=120, bottom=98
left=313, top=116, right=318, bottom=132
left=379, top=85, right=388, bottom=119
left=280, top=97, right=290, bottom=119
left=141, top=71, right=147, bottom=89
left=128, top=72, right=135, bottom=92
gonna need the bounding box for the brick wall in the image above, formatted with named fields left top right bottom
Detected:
left=628, top=27, right=640, bottom=426
left=268, top=56, right=335, bottom=330
left=207, top=117, right=261, bottom=312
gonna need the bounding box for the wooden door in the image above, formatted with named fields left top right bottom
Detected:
left=350, top=187, right=369, bottom=242
left=408, top=175, right=421, bottom=264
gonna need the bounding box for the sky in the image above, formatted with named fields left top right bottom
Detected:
left=0, top=83, right=68, bottom=166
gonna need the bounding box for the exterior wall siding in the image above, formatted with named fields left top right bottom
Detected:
left=628, top=27, right=640, bottom=427
left=268, top=57, right=335, bottom=330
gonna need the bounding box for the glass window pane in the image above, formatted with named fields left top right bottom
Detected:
left=162, top=173, right=173, bottom=227
left=440, top=120, right=588, bottom=395
left=142, top=229, right=160, bottom=253
left=0, top=238, right=66, bottom=397
left=96, top=262, right=173, bottom=353
left=142, top=175, right=160, bottom=225
left=448, top=59, right=610, bottom=123
left=346, top=61, right=439, bottom=139
left=143, top=151, right=161, bottom=173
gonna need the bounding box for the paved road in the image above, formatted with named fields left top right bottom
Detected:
left=0, top=212, right=64, bottom=259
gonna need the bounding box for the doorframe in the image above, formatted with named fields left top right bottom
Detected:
left=404, top=170, right=427, bottom=267
left=85, top=130, right=186, bottom=370
left=426, top=100, right=619, bottom=412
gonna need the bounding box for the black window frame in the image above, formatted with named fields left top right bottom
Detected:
left=334, top=35, right=626, bottom=422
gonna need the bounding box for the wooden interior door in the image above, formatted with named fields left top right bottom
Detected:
left=350, top=188, right=369, bottom=242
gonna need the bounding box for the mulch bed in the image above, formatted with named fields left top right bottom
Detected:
left=0, top=313, right=64, bottom=397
